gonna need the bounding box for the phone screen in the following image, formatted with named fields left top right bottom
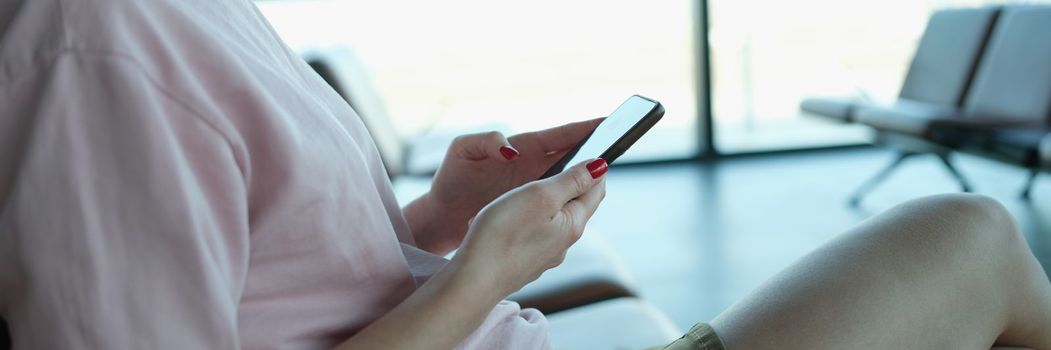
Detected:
left=560, top=96, right=658, bottom=168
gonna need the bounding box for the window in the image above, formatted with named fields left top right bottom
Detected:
left=259, top=0, right=698, bottom=172
left=259, top=0, right=1047, bottom=162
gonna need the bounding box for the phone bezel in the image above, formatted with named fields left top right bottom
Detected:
left=539, top=95, right=665, bottom=179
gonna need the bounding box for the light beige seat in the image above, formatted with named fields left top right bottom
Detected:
left=800, top=97, right=862, bottom=123
left=546, top=298, right=682, bottom=350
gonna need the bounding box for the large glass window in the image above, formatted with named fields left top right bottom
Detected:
left=259, top=0, right=1048, bottom=161
left=258, top=0, right=698, bottom=172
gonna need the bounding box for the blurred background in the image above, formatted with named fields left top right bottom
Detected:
left=256, top=0, right=1051, bottom=338
left=259, top=0, right=1041, bottom=163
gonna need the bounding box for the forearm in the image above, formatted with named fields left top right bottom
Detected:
left=403, top=193, right=468, bottom=255
left=334, top=258, right=504, bottom=350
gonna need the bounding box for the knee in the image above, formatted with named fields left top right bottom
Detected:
left=920, top=193, right=1013, bottom=227
left=908, top=193, right=1022, bottom=255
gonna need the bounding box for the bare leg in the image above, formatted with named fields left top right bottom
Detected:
left=711, top=194, right=1051, bottom=349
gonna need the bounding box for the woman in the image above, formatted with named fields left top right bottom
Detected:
left=0, top=0, right=1048, bottom=349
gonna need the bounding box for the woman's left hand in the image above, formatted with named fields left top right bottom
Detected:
left=404, top=118, right=603, bottom=254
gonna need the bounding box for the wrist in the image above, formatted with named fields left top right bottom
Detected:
left=406, top=192, right=469, bottom=255
left=404, top=193, right=443, bottom=249
left=441, top=255, right=510, bottom=307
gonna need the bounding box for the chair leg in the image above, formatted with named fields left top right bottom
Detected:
left=935, top=153, right=973, bottom=192
left=849, top=152, right=915, bottom=206
left=1020, top=168, right=1039, bottom=200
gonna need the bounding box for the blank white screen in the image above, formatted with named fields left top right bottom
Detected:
left=563, top=96, right=656, bottom=168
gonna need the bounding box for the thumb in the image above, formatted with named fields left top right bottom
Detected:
left=539, top=158, right=608, bottom=203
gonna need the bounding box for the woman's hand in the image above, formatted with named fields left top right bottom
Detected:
left=404, top=118, right=603, bottom=254
left=453, top=158, right=608, bottom=297
left=336, top=160, right=606, bottom=350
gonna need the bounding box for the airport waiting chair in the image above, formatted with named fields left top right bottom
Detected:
left=929, top=6, right=1051, bottom=199
left=800, top=7, right=1000, bottom=123
left=852, top=5, right=1051, bottom=204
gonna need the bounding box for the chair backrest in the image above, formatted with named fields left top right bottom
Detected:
left=300, top=47, right=407, bottom=177
left=962, top=5, right=1051, bottom=123
left=899, top=7, right=1000, bottom=107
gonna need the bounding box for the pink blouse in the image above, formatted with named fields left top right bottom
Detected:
left=0, top=0, right=549, bottom=348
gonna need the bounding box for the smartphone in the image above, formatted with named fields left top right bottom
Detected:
left=539, top=95, right=664, bottom=179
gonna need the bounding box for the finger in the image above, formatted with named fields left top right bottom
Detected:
left=453, top=131, right=519, bottom=161
left=561, top=177, right=606, bottom=243
left=538, top=158, right=608, bottom=204
left=511, top=117, right=604, bottom=154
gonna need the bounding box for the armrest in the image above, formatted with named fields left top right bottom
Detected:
left=508, top=232, right=637, bottom=314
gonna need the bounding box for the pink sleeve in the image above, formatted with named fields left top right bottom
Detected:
left=0, top=53, right=249, bottom=349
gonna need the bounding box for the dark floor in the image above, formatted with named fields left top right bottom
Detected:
left=394, top=147, right=1051, bottom=330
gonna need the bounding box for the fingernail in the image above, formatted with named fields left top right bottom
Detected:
left=586, top=158, right=608, bottom=179
left=499, top=146, right=519, bottom=160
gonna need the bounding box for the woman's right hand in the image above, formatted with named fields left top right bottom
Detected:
left=452, top=158, right=609, bottom=299
left=335, top=158, right=608, bottom=350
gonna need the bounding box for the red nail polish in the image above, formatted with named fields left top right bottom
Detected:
left=586, top=158, right=608, bottom=179
left=499, top=146, right=519, bottom=160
